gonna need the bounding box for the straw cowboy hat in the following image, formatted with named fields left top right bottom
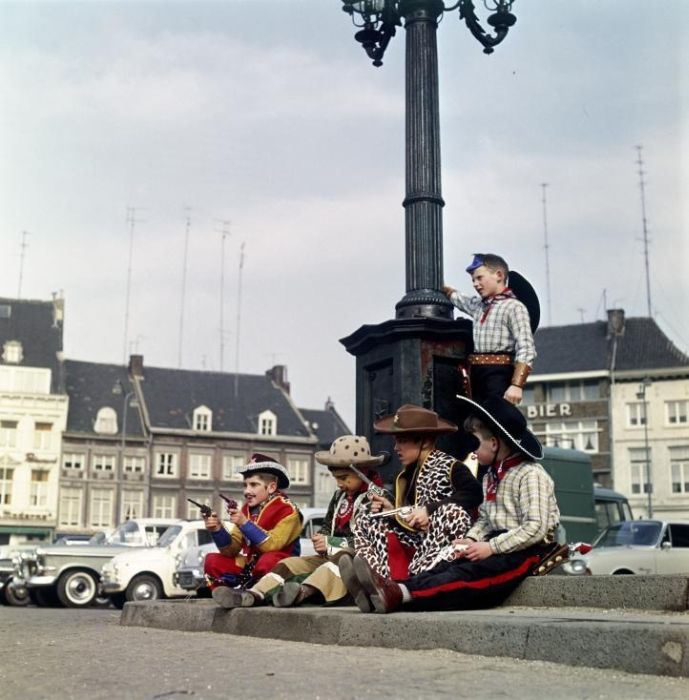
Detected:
left=239, top=453, right=291, bottom=489
left=373, top=404, right=458, bottom=435
left=457, top=395, right=543, bottom=460
left=315, top=435, right=387, bottom=469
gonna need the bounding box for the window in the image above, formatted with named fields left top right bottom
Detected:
left=33, top=422, right=52, bottom=450
left=626, top=402, right=647, bottom=428
left=92, top=454, right=116, bottom=472
left=120, top=490, right=144, bottom=521
left=123, top=456, right=145, bottom=474
left=89, top=488, right=114, bottom=528
left=29, top=469, right=49, bottom=507
left=258, top=410, right=277, bottom=436
left=0, top=304, right=11, bottom=319
left=58, top=487, right=83, bottom=527
left=2, top=340, right=23, bottom=364
left=193, top=406, right=212, bottom=432
left=545, top=380, right=600, bottom=403
left=629, top=447, right=651, bottom=495
left=222, top=453, right=246, bottom=481
left=152, top=494, right=177, bottom=519
left=0, top=466, right=13, bottom=505
left=317, top=468, right=333, bottom=496
left=189, top=453, right=212, bottom=480
left=95, top=407, right=118, bottom=435
left=521, top=385, right=535, bottom=405
left=668, top=524, right=689, bottom=548
left=0, top=420, right=18, bottom=448
left=287, top=456, right=310, bottom=485
left=543, top=420, right=599, bottom=452
left=156, top=452, right=178, bottom=478
left=666, top=401, right=688, bottom=426
left=62, top=453, right=84, bottom=470
left=186, top=495, right=213, bottom=519
left=670, top=447, right=689, bottom=494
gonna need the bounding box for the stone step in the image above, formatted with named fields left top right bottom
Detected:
left=121, top=598, right=689, bottom=678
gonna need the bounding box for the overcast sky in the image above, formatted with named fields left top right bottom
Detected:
left=1, top=0, right=687, bottom=429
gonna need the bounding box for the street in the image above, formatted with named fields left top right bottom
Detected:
left=2, top=606, right=689, bottom=699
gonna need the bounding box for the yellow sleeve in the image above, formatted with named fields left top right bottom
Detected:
left=256, top=509, right=303, bottom=553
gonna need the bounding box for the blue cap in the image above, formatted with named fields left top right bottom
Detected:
left=465, top=253, right=484, bottom=273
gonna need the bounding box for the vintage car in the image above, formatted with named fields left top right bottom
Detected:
left=0, top=545, right=36, bottom=606
left=577, top=519, right=689, bottom=575
left=101, top=520, right=214, bottom=607
left=25, top=518, right=181, bottom=608
left=174, top=507, right=327, bottom=594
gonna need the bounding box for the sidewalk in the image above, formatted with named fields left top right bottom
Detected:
left=120, top=575, right=689, bottom=678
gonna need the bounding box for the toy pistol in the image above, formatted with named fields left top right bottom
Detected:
left=219, top=493, right=239, bottom=511
left=369, top=505, right=414, bottom=520
left=187, top=498, right=212, bottom=518
left=348, top=464, right=386, bottom=498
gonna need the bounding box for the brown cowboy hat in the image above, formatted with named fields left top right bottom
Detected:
left=315, top=435, right=387, bottom=469
left=374, top=404, right=458, bottom=435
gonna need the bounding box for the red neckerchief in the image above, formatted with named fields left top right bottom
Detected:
left=480, top=288, right=516, bottom=324
left=334, top=470, right=384, bottom=531
left=485, top=453, right=524, bottom=502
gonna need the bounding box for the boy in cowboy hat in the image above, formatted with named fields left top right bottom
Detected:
left=212, top=436, right=390, bottom=609
left=442, top=253, right=539, bottom=406
left=340, top=405, right=483, bottom=607
left=341, top=397, right=562, bottom=613
left=203, top=453, right=303, bottom=607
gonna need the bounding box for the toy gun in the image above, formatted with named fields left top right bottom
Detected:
left=348, top=464, right=387, bottom=498
left=219, top=493, right=239, bottom=511
left=369, top=505, right=414, bottom=520
left=187, top=498, right=213, bottom=518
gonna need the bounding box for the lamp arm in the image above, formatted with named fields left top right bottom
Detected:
left=458, top=0, right=515, bottom=54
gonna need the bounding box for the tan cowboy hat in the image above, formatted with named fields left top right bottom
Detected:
left=373, top=404, right=458, bottom=435
left=315, top=435, right=387, bottom=469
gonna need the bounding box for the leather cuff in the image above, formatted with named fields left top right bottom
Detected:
left=511, top=362, right=531, bottom=388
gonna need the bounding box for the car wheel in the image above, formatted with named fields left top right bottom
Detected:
left=3, top=580, right=31, bottom=606
left=56, top=569, right=98, bottom=608
left=125, top=574, right=163, bottom=602
left=110, top=592, right=127, bottom=609
left=613, top=569, right=634, bottom=575
left=29, top=586, right=61, bottom=607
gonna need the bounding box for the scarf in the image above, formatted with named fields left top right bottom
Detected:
left=485, top=453, right=524, bottom=502
left=480, top=288, right=516, bottom=324
left=334, top=470, right=384, bottom=531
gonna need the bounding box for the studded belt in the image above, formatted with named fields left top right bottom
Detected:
left=467, top=353, right=513, bottom=366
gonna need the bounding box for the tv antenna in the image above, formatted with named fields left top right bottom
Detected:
left=17, top=231, right=30, bottom=299
left=234, top=241, right=246, bottom=397
left=540, top=183, right=552, bottom=326
left=635, top=145, right=652, bottom=317
left=216, top=220, right=231, bottom=371
left=123, top=207, right=145, bottom=364
left=177, top=208, right=192, bottom=368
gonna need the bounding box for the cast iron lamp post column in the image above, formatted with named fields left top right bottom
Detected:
left=636, top=377, right=653, bottom=518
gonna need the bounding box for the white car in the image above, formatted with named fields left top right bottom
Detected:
left=101, top=520, right=214, bottom=608
left=579, top=519, right=689, bottom=575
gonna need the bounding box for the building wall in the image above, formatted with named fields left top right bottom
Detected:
left=610, top=377, right=689, bottom=519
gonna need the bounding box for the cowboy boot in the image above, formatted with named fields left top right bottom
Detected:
left=212, top=586, right=260, bottom=609
left=352, top=555, right=403, bottom=614
left=272, top=582, right=314, bottom=608
left=339, top=553, right=373, bottom=613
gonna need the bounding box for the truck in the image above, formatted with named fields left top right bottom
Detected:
left=540, top=447, right=632, bottom=544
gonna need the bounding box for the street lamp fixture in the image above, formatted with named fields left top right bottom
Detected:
left=112, top=379, right=135, bottom=460
left=342, top=0, right=517, bottom=66
left=635, top=376, right=653, bottom=518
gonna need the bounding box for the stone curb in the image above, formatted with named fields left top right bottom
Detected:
left=121, top=599, right=689, bottom=677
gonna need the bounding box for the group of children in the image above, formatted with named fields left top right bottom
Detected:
left=202, top=253, right=564, bottom=614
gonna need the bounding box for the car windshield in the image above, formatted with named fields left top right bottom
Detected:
left=593, top=521, right=662, bottom=548
left=106, top=521, right=148, bottom=546
left=157, top=525, right=183, bottom=548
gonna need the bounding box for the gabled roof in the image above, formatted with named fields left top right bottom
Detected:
left=63, top=360, right=144, bottom=438
left=533, top=316, right=689, bottom=376
left=138, top=366, right=313, bottom=437
left=0, top=297, right=64, bottom=391
left=300, top=404, right=351, bottom=449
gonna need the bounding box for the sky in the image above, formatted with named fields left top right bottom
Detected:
left=1, top=0, right=687, bottom=430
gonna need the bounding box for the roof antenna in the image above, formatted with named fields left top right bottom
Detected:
left=123, top=207, right=145, bottom=364
left=216, top=220, right=231, bottom=371
left=17, top=230, right=30, bottom=299
left=177, top=207, right=192, bottom=368
left=540, top=183, right=552, bottom=326
left=234, top=241, right=246, bottom=398
left=635, top=145, right=652, bottom=318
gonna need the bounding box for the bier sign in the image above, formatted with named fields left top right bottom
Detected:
left=526, top=403, right=572, bottom=419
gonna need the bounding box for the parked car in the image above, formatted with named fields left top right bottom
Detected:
left=101, top=520, right=214, bottom=608
left=572, top=519, right=689, bottom=575
left=174, top=507, right=328, bottom=594
left=25, top=518, right=181, bottom=608
left=0, top=545, right=35, bottom=606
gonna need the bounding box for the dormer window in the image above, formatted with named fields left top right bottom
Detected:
left=95, top=407, right=118, bottom=435
left=193, top=406, right=212, bottom=432
left=2, top=340, right=23, bottom=364
left=258, top=409, right=277, bottom=436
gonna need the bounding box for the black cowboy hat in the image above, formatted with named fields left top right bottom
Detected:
left=457, top=395, right=543, bottom=460
left=507, top=270, right=540, bottom=333
left=239, top=453, right=290, bottom=489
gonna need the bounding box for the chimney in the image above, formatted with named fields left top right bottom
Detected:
left=266, top=365, right=290, bottom=394
left=606, top=309, right=625, bottom=338
left=325, top=396, right=335, bottom=412
left=129, top=354, right=144, bottom=378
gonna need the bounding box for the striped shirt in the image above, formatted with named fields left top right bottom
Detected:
left=466, top=461, right=560, bottom=554
left=450, top=291, right=536, bottom=366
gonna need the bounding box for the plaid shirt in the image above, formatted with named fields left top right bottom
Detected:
left=450, top=291, right=536, bottom=366
left=466, top=460, right=560, bottom=554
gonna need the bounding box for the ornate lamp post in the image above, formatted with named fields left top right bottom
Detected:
left=339, top=1, right=517, bottom=467
left=636, top=377, right=653, bottom=518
